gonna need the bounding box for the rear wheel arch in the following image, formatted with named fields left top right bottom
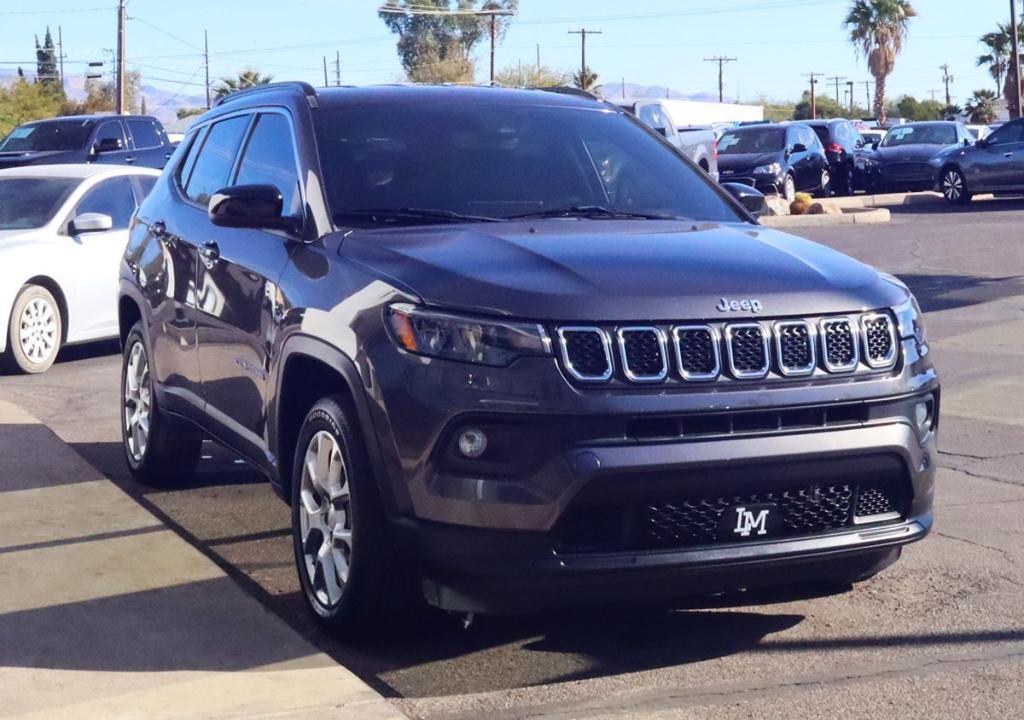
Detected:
left=273, top=337, right=389, bottom=508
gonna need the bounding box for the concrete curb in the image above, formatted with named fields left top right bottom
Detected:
left=828, top=192, right=945, bottom=208
left=0, top=399, right=407, bottom=720
left=760, top=207, right=891, bottom=228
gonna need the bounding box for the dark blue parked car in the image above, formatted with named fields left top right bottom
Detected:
left=855, top=121, right=973, bottom=193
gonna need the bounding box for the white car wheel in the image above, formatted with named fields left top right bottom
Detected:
left=5, top=285, right=62, bottom=374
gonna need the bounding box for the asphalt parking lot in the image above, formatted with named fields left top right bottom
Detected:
left=2, top=199, right=1023, bottom=719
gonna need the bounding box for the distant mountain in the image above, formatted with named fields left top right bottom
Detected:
left=598, top=82, right=725, bottom=103
left=1, top=68, right=206, bottom=125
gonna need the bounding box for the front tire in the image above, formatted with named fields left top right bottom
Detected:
left=4, top=285, right=61, bottom=374
left=941, top=166, right=972, bottom=204
left=291, top=395, right=413, bottom=637
left=121, top=322, right=202, bottom=486
left=782, top=173, right=796, bottom=201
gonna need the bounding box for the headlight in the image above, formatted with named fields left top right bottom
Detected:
left=387, top=303, right=552, bottom=367
left=752, top=162, right=782, bottom=175
left=893, top=294, right=927, bottom=353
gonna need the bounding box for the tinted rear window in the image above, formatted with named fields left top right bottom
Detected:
left=315, top=102, right=741, bottom=224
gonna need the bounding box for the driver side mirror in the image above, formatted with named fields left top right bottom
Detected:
left=871, top=141, right=879, bottom=150
left=69, top=212, right=113, bottom=234
left=723, top=182, right=768, bottom=217
left=209, top=184, right=298, bottom=232
left=94, top=137, right=124, bottom=154
left=963, top=138, right=973, bottom=147
left=791, top=143, right=808, bottom=153
left=653, top=127, right=668, bottom=137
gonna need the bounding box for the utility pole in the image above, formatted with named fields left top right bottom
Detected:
left=827, top=75, right=846, bottom=105
left=863, top=80, right=872, bottom=114
left=846, top=80, right=855, bottom=113
left=116, top=0, right=127, bottom=114
left=804, top=72, right=822, bottom=119
left=335, top=51, right=341, bottom=86
left=569, top=28, right=602, bottom=88
left=204, top=30, right=211, bottom=110
left=536, top=43, right=540, bottom=72
left=621, top=77, right=626, bottom=98
left=489, top=14, right=497, bottom=84
left=57, top=26, right=65, bottom=94
left=323, top=56, right=329, bottom=87
left=704, top=56, right=737, bottom=103
left=1012, top=0, right=1022, bottom=118
left=940, top=64, right=954, bottom=108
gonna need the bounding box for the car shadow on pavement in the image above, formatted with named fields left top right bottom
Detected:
left=886, top=196, right=1024, bottom=215
left=897, top=273, right=1024, bottom=313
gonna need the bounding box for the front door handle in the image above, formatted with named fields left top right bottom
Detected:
left=151, top=220, right=167, bottom=238
left=1004, top=152, right=1014, bottom=158
left=125, top=156, right=136, bottom=164
left=199, top=241, right=220, bottom=263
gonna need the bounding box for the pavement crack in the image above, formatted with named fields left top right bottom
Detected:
left=935, top=531, right=1019, bottom=567
left=937, top=462, right=1024, bottom=489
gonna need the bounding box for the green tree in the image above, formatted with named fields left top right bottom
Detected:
left=379, top=0, right=517, bottom=82
left=213, top=69, right=274, bottom=100
left=844, top=0, right=917, bottom=123
left=61, top=71, right=143, bottom=114
left=35, top=27, right=60, bottom=90
left=793, top=91, right=868, bottom=120
left=495, top=63, right=572, bottom=88
left=573, top=67, right=599, bottom=92
left=0, top=79, right=63, bottom=137
left=177, top=107, right=205, bottom=120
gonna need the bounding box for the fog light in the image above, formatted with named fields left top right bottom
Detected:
left=457, top=428, right=488, bottom=459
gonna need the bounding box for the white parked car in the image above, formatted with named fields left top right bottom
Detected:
left=0, top=164, right=160, bottom=373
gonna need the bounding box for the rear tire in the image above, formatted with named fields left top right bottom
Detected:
left=4, top=285, right=62, bottom=374
left=121, top=322, right=202, bottom=486
left=815, top=169, right=832, bottom=198
left=291, top=395, right=415, bottom=638
left=940, top=166, right=972, bottom=205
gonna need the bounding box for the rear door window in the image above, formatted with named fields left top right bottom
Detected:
left=127, top=118, right=165, bottom=149
left=94, top=121, right=127, bottom=150
left=184, top=115, right=251, bottom=206
left=73, top=177, right=137, bottom=230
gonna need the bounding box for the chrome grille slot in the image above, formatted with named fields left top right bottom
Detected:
left=725, top=323, right=770, bottom=379
left=861, top=313, right=897, bottom=368
left=672, top=325, right=720, bottom=381
left=774, top=320, right=815, bottom=376
left=557, top=327, right=613, bottom=382
left=617, top=327, right=668, bottom=383
left=820, top=317, right=859, bottom=372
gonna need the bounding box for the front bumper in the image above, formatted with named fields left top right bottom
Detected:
left=716, top=172, right=783, bottom=195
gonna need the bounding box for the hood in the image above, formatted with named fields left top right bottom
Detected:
left=0, top=228, right=41, bottom=246
left=869, top=144, right=950, bottom=163
left=339, top=220, right=905, bottom=322
left=717, top=152, right=781, bottom=172
left=0, top=150, right=72, bottom=168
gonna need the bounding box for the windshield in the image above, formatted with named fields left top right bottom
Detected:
left=0, top=121, right=91, bottom=152
left=314, top=101, right=742, bottom=225
left=717, top=127, right=786, bottom=155
left=0, top=178, right=79, bottom=230
left=881, top=125, right=957, bottom=147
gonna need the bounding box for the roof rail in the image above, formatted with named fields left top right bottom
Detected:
left=534, top=86, right=600, bottom=101
left=215, top=81, right=320, bottom=108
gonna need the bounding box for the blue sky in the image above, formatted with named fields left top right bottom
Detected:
left=0, top=0, right=1014, bottom=105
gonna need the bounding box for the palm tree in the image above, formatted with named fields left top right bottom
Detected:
left=844, top=0, right=917, bottom=124
left=977, top=25, right=1012, bottom=95
left=573, top=67, right=599, bottom=93
left=214, top=70, right=274, bottom=100
left=965, top=89, right=997, bottom=124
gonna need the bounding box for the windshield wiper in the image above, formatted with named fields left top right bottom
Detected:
left=334, top=208, right=502, bottom=225
left=505, top=205, right=678, bottom=221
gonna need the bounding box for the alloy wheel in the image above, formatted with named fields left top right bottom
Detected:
left=942, top=169, right=964, bottom=202
left=298, top=430, right=353, bottom=608
left=123, top=341, right=152, bottom=463
left=783, top=175, right=796, bottom=200
left=18, top=297, right=58, bottom=365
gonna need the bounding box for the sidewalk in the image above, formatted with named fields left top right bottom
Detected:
left=0, top=399, right=406, bottom=720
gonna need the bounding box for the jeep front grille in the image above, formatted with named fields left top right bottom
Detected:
left=861, top=313, right=897, bottom=368
left=555, top=310, right=899, bottom=384
left=820, top=318, right=859, bottom=372
left=617, top=327, right=668, bottom=382
left=673, top=326, right=720, bottom=381
left=775, top=320, right=816, bottom=376
left=557, top=327, right=612, bottom=382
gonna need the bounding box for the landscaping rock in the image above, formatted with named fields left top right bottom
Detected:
left=807, top=202, right=843, bottom=216
left=762, top=195, right=790, bottom=216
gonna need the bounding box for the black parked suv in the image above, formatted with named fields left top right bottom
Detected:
left=717, top=123, right=831, bottom=199
left=118, top=83, right=938, bottom=634
left=795, top=118, right=864, bottom=196
left=0, top=114, right=174, bottom=170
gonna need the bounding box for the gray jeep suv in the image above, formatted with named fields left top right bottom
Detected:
left=118, top=82, right=938, bottom=635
